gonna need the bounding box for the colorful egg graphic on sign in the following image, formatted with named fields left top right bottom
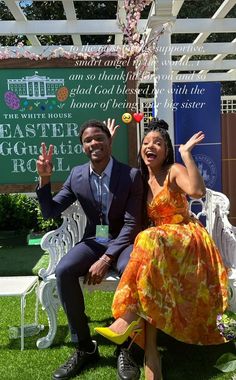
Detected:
left=4, top=91, right=20, bottom=110
left=56, top=86, right=69, bottom=102
left=121, top=113, right=132, bottom=124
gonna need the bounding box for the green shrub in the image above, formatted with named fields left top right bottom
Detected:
left=0, top=194, right=37, bottom=231
left=0, top=194, right=61, bottom=232
left=35, top=203, right=61, bottom=232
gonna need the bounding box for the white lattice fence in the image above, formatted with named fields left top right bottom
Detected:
left=221, top=96, right=236, bottom=113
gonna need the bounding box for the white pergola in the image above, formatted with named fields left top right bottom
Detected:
left=0, top=0, right=235, bottom=78
left=0, top=0, right=236, bottom=139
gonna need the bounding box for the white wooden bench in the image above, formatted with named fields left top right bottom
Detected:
left=36, top=188, right=236, bottom=349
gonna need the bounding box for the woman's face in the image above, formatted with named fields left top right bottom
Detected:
left=141, top=131, right=167, bottom=168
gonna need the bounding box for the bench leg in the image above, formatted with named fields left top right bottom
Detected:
left=36, top=278, right=60, bottom=349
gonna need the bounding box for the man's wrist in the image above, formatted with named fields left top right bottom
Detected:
left=99, top=254, right=113, bottom=266
left=39, top=176, right=51, bottom=188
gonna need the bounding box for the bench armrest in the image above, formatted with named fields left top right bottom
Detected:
left=38, top=202, right=86, bottom=280
left=189, top=188, right=236, bottom=269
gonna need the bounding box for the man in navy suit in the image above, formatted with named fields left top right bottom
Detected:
left=36, top=119, right=143, bottom=380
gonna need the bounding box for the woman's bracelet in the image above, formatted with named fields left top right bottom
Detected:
left=99, top=257, right=111, bottom=266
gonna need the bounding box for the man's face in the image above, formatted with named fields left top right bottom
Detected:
left=81, top=127, right=112, bottom=164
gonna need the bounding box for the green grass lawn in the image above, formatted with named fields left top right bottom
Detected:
left=0, top=231, right=236, bottom=380
left=0, top=230, right=48, bottom=276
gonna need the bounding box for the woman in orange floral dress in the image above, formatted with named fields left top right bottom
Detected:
left=96, top=119, right=228, bottom=380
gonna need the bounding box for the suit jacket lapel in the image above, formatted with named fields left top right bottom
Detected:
left=108, top=159, right=121, bottom=212
left=81, top=164, right=97, bottom=207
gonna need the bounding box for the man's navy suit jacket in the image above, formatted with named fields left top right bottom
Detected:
left=37, top=158, right=143, bottom=259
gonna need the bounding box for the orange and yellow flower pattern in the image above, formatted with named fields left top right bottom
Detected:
left=112, top=183, right=228, bottom=347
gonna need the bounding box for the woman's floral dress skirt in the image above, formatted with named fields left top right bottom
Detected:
left=112, top=184, right=228, bottom=347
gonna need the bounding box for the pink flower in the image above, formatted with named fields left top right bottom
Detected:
left=0, top=0, right=155, bottom=63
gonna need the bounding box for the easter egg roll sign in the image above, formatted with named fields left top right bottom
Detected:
left=0, top=64, right=138, bottom=191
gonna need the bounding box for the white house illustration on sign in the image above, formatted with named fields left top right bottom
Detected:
left=7, top=72, right=64, bottom=100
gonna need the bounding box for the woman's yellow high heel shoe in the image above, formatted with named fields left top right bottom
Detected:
left=94, top=318, right=142, bottom=345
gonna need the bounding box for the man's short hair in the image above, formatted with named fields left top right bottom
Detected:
left=79, top=119, right=111, bottom=143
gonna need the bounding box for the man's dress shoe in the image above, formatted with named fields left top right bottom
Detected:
left=52, top=340, right=99, bottom=379
left=117, top=348, right=140, bottom=380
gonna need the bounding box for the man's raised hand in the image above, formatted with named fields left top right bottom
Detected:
left=36, top=142, right=54, bottom=177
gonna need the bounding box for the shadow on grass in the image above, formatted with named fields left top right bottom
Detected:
left=157, top=332, right=236, bottom=380
left=3, top=325, right=69, bottom=351
left=3, top=323, right=236, bottom=379
left=91, top=330, right=236, bottom=380
left=0, top=245, right=45, bottom=276
left=0, top=230, right=28, bottom=247
left=50, top=325, right=73, bottom=348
